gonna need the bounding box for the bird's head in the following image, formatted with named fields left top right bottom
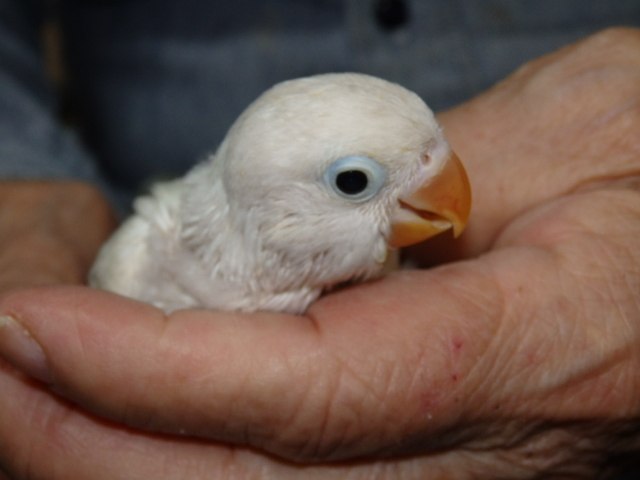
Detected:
left=213, top=73, right=471, bottom=284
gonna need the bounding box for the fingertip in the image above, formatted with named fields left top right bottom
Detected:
left=0, top=285, right=168, bottom=394
left=0, top=314, right=52, bottom=384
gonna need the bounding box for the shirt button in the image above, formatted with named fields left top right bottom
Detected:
left=374, top=0, right=410, bottom=31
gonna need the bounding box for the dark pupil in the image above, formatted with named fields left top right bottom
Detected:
left=336, top=170, right=368, bottom=195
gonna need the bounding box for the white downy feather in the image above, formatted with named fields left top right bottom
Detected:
left=90, top=73, right=452, bottom=314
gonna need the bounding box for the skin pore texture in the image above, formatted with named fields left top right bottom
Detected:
left=0, top=28, right=639, bottom=479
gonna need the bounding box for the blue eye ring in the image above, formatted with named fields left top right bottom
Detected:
left=323, top=155, right=386, bottom=202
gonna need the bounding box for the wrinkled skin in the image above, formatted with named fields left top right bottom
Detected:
left=1, top=28, right=640, bottom=480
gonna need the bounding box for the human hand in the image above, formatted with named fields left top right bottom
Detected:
left=1, top=28, right=640, bottom=479
left=0, top=180, right=117, bottom=292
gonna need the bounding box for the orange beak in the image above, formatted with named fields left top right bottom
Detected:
left=388, top=152, right=471, bottom=248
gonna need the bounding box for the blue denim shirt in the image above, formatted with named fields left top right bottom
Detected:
left=1, top=0, right=639, bottom=205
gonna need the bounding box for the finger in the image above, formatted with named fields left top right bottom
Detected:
left=0, top=360, right=516, bottom=480
left=0, top=361, right=283, bottom=480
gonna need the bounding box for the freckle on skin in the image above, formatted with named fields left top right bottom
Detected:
left=450, top=338, right=464, bottom=360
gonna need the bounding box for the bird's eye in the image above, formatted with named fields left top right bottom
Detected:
left=323, top=156, right=386, bottom=202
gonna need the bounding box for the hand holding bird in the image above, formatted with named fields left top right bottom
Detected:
left=2, top=29, right=639, bottom=480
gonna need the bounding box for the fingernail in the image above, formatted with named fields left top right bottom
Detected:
left=0, top=315, right=52, bottom=384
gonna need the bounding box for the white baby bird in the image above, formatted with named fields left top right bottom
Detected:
left=90, top=73, right=471, bottom=314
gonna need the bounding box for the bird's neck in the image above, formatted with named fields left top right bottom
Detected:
left=177, top=159, right=327, bottom=310
left=179, top=158, right=274, bottom=288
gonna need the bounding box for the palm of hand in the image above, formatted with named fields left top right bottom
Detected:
left=1, top=28, right=639, bottom=479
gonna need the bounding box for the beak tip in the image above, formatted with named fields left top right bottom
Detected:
left=452, top=223, right=466, bottom=238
